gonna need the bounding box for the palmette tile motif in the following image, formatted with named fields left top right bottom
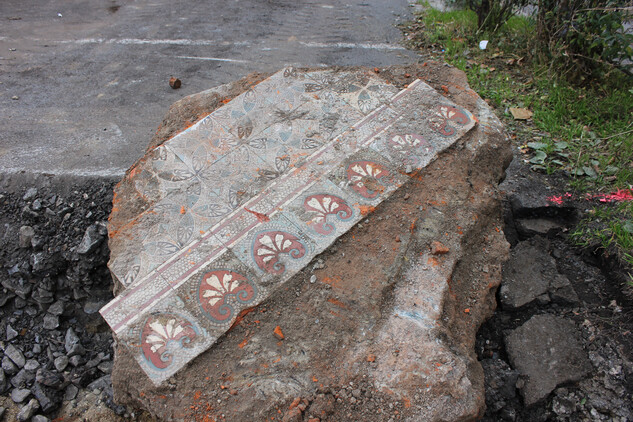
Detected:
left=197, top=269, right=257, bottom=322
left=102, top=68, right=478, bottom=384
left=141, top=313, right=199, bottom=370
left=303, top=194, right=354, bottom=236
left=252, top=230, right=307, bottom=275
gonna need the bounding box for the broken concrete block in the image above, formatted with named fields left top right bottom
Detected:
left=103, top=64, right=512, bottom=421
left=505, top=314, right=591, bottom=406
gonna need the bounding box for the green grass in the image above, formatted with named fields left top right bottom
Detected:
left=571, top=202, right=633, bottom=268
left=401, top=4, right=633, bottom=276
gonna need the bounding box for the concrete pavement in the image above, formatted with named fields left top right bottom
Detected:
left=0, top=0, right=417, bottom=177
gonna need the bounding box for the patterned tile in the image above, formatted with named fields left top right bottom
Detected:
left=165, top=115, right=237, bottom=177
left=109, top=183, right=233, bottom=289
left=131, top=145, right=199, bottom=203
left=294, top=91, right=365, bottom=141
left=212, top=67, right=314, bottom=142
left=304, top=68, right=400, bottom=115
left=170, top=250, right=267, bottom=334
left=231, top=213, right=316, bottom=287
left=280, top=178, right=362, bottom=254
left=108, top=228, right=154, bottom=289
left=198, top=147, right=272, bottom=208
left=211, top=208, right=260, bottom=248
left=326, top=148, right=409, bottom=206
left=388, top=80, right=477, bottom=151
left=367, top=128, right=437, bottom=171
left=115, top=294, right=217, bottom=386
left=104, top=70, right=483, bottom=386
left=251, top=118, right=326, bottom=172
left=100, top=271, right=173, bottom=335
left=159, top=233, right=227, bottom=290
left=244, top=165, right=321, bottom=217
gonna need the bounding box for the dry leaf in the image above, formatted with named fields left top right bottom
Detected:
left=510, top=107, right=533, bottom=120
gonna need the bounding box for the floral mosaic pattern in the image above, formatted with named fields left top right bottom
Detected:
left=141, top=314, right=198, bottom=371
left=428, top=105, right=471, bottom=137
left=102, top=68, right=478, bottom=385
left=303, top=194, right=353, bottom=235
left=198, top=269, right=257, bottom=322
left=252, top=231, right=307, bottom=275
left=388, top=133, right=433, bottom=167
left=346, top=160, right=392, bottom=199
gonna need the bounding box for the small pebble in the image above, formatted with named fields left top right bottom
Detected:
left=169, top=77, right=182, bottom=89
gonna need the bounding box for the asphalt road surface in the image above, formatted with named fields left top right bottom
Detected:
left=0, top=0, right=417, bottom=177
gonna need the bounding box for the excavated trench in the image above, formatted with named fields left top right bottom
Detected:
left=0, top=144, right=631, bottom=422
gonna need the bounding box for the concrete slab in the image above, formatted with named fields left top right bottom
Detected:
left=101, top=67, right=477, bottom=384
left=0, top=0, right=417, bottom=177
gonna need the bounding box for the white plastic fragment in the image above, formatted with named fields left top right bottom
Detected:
left=479, top=40, right=488, bottom=50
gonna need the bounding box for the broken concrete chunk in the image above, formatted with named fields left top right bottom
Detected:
left=505, top=314, right=591, bottom=406
left=105, top=64, right=511, bottom=421
left=500, top=236, right=577, bottom=309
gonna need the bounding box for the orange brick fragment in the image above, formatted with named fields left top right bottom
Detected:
left=273, top=325, right=285, bottom=340
left=367, top=354, right=376, bottom=362
left=431, top=241, right=450, bottom=255
left=289, top=397, right=301, bottom=410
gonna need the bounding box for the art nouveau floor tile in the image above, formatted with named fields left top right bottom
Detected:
left=349, top=104, right=403, bottom=147
left=100, top=271, right=173, bottom=335
left=109, top=237, right=154, bottom=289
left=367, top=129, right=438, bottom=171
left=251, top=69, right=315, bottom=113
left=105, top=71, right=486, bottom=386
left=131, top=145, right=200, bottom=203
left=231, top=213, right=316, bottom=287
left=211, top=208, right=260, bottom=249
left=292, top=91, right=365, bottom=141
left=165, top=116, right=237, bottom=176
left=304, top=68, right=400, bottom=115
left=417, top=103, right=477, bottom=150
left=297, top=105, right=403, bottom=183
left=250, top=124, right=326, bottom=180
left=244, top=165, right=321, bottom=217
left=115, top=294, right=217, bottom=386
left=109, top=184, right=233, bottom=289
left=388, top=79, right=440, bottom=110
left=326, top=148, right=409, bottom=206
left=158, top=233, right=227, bottom=291
left=279, top=178, right=363, bottom=253
left=213, top=70, right=314, bottom=143
left=169, top=250, right=266, bottom=335
left=199, top=147, right=273, bottom=207
left=387, top=80, right=477, bottom=151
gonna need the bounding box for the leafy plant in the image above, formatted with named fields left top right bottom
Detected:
left=464, top=0, right=530, bottom=31
left=535, top=0, right=633, bottom=82
left=401, top=3, right=633, bottom=275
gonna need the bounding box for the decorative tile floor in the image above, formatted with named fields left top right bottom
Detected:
left=101, top=68, right=477, bottom=385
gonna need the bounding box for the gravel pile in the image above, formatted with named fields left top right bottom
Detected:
left=0, top=177, right=123, bottom=421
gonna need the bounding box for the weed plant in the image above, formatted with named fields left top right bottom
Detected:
left=401, top=2, right=633, bottom=277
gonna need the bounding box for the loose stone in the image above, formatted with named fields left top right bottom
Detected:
left=5, top=344, right=26, bottom=368
left=17, top=398, right=40, bottom=421
left=54, top=356, right=69, bottom=372
left=11, top=387, right=31, bottom=403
